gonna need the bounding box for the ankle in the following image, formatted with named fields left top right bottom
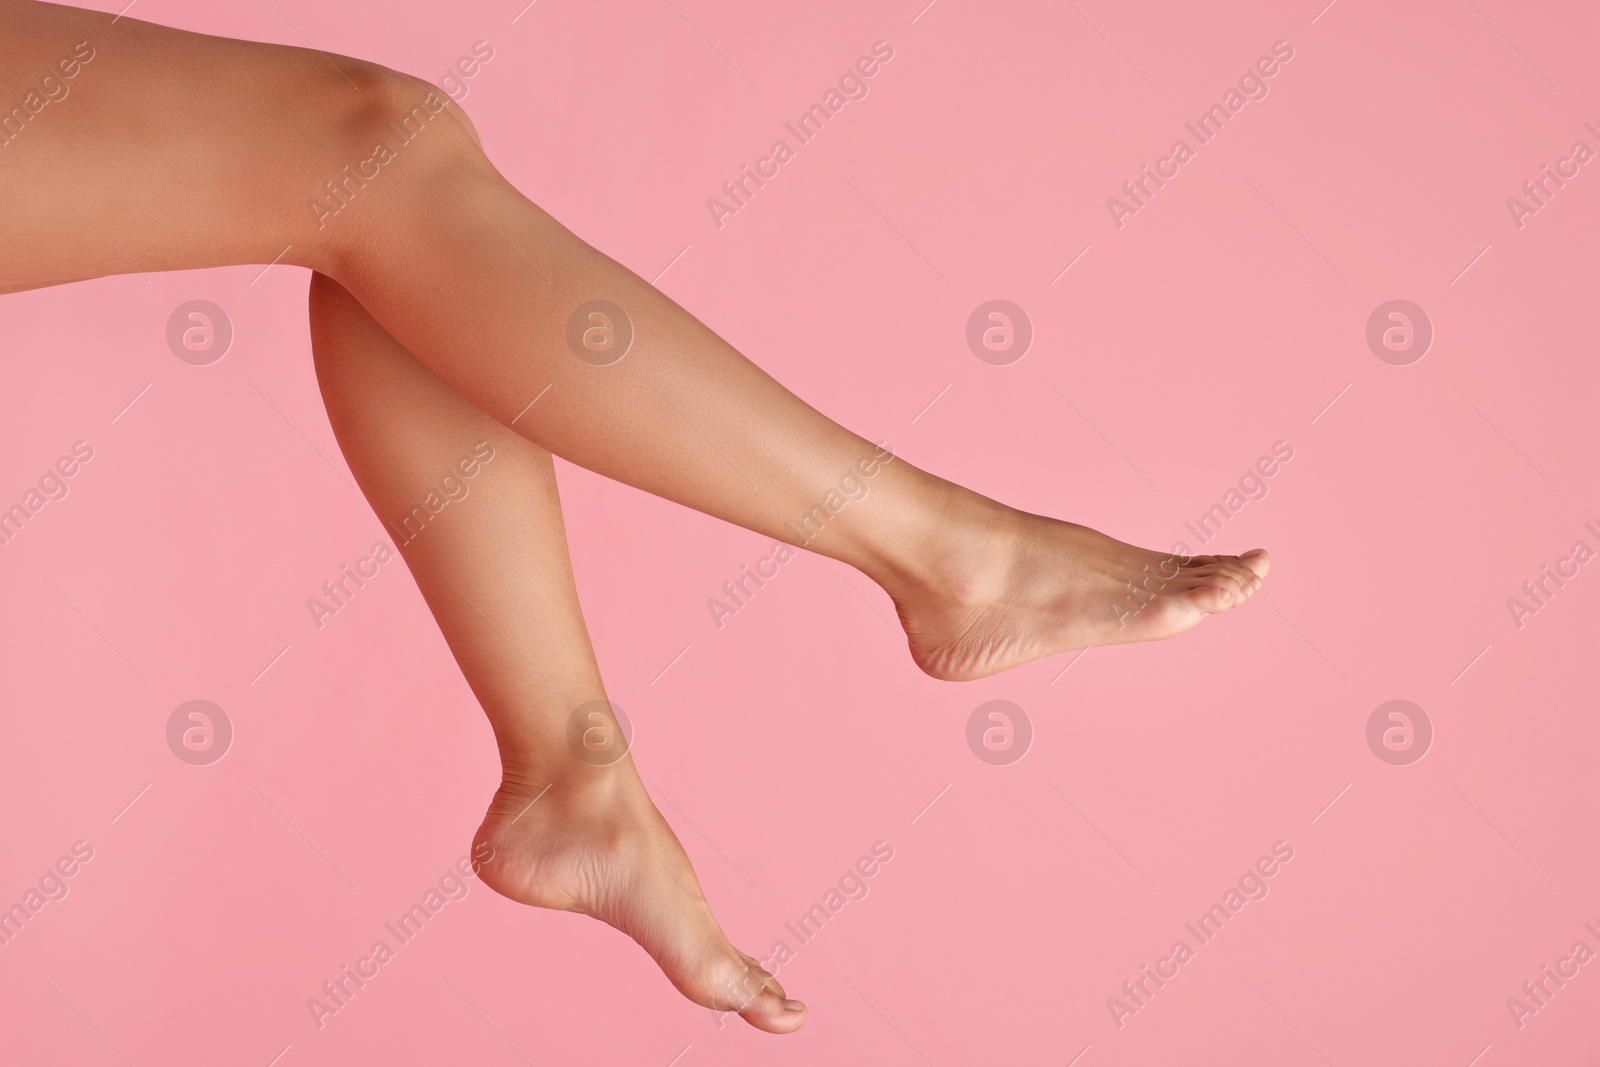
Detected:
left=868, top=476, right=1020, bottom=608
left=492, top=750, right=632, bottom=809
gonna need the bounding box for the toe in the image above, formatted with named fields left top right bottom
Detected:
left=1215, top=559, right=1263, bottom=599
left=737, top=951, right=784, bottom=997
left=739, top=984, right=807, bottom=1034
left=699, top=953, right=806, bottom=1034
left=1186, top=579, right=1237, bottom=615
left=1238, top=548, right=1271, bottom=581
left=1189, top=564, right=1246, bottom=595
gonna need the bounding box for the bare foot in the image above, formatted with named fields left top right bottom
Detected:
left=890, top=501, right=1272, bottom=681
left=473, top=768, right=805, bottom=1033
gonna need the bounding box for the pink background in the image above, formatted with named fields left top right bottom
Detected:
left=3, top=0, right=1598, bottom=1063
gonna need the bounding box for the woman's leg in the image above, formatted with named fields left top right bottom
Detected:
left=308, top=272, right=804, bottom=1032
left=0, top=1, right=1269, bottom=685
left=324, top=101, right=1272, bottom=679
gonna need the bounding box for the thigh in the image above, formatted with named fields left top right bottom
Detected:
left=0, top=0, right=402, bottom=288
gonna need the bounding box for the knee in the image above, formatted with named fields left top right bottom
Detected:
left=308, top=64, right=491, bottom=265
left=359, top=66, right=487, bottom=152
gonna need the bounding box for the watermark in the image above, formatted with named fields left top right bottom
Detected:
left=0, top=40, right=96, bottom=151
left=706, top=41, right=897, bottom=230
left=306, top=844, right=494, bottom=1029
left=1365, top=300, right=1431, bottom=366
left=0, top=440, right=95, bottom=548
left=566, top=699, right=633, bottom=766
left=307, top=542, right=400, bottom=630
left=966, top=300, right=1033, bottom=366
left=0, top=840, right=95, bottom=948
left=1365, top=700, right=1431, bottom=766
left=1111, top=554, right=1185, bottom=630
left=1107, top=840, right=1295, bottom=1029
left=711, top=840, right=896, bottom=1028
left=1107, top=40, right=1295, bottom=229
left=1506, top=522, right=1598, bottom=630
left=706, top=443, right=897, bottom=626
left=966, top=700, right=1033, bottom=765
left=308, top=89, right=453, bottom=230
left=384, top=441, right=497, bottom=546
left=437, top=40, right=495, bottom=101
left=780, top=442, right=896, bottom=548
left=1507, top=122, right=1599, bottom=230
left=167, top=299, right=234, bottom=365
left=1116, top=440, right=1292, bottom=626
left=565, top=299, right=633, bottom=366
left=166, top=700, right=233, bottom=766
left=1174, top=440, right=1294, bottom=554
left=1507, top=921, right=1600, bottom=1029
left=706, top=542, right=798, bottom=630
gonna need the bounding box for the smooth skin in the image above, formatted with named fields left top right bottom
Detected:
left=0, top=0, right=1269, bottom=1032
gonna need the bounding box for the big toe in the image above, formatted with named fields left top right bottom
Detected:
left=739, top=984, right=807, bottom=1034
left=698, top=954, right=806, bottom=1034
left=731, top=958, right=807, bottom=1033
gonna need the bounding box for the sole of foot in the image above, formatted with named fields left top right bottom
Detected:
left=473, top=776, right=807, bottom=1033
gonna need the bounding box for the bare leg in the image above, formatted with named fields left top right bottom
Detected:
left=325, top=108, right=1272, bottom=676
left=308, top=273, right=803, bottom=1032
left=0, top=0, right=1279, bottom=1029
left=0, top=1, right=1270, bottom=685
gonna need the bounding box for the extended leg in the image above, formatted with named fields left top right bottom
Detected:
left=326, top=119, right=1273, bottom=674
left=0, top=2, right=1268, bottom=681
left=308, top=272, right=804, bottom=1032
